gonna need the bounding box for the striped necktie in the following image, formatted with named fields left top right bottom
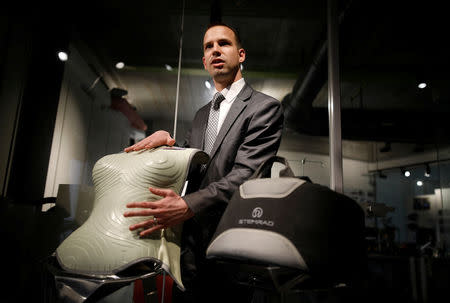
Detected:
left=204, top=92, right=226, bottom=155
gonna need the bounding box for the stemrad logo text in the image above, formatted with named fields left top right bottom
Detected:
left=239, top=207, right=274, bottom=227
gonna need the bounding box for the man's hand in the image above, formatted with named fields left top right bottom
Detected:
left=123, top=187, right=194, bottom=236
left=124, top=130, right=175, bottom=152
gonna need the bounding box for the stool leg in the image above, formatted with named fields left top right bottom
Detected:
left=156, top=272, right=174, bottom=303
left=133, top=279, right=145, bottom=303
left=161, top=271, right=166, bottom=303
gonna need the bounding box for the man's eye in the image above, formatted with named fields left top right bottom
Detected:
left=219, top=41, right=230, bottom=46
left=205, top=44, right=212, bottom=49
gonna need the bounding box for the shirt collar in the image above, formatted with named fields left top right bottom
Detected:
left=214, top=78, right=246, bottom=103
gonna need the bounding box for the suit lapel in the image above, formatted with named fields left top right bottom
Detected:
left=209, top=84, right=253, bottom=159
left=192, top=104, right=210, bottom=149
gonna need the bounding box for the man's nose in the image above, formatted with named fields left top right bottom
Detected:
left=212, top=43, right=221, bottom=54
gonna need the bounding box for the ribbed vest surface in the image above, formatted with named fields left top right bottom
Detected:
left=56, top=147, right=208, bottom=290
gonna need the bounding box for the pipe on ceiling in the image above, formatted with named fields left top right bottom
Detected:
left=283, top=2, right=350, bottom=131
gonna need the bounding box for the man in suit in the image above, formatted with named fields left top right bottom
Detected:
left=123, top=22, right=284, bottom=301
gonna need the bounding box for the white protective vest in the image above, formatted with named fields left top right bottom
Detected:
left=56, top=147, right=208, bottom=290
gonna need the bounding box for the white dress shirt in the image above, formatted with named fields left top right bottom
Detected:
left=213, top=78, right=246, bottom=132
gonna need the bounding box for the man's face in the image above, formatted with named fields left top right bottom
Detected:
left=202, top=25, right=245, bottom=80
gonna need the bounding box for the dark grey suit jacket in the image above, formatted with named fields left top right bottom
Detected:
left=183, top=82, right=284, bottom=216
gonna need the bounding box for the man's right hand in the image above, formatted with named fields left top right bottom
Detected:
left=124, top=130, right=176, bottom=152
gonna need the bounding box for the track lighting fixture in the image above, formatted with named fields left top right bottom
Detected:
left=380, top=142, right=391, bottom=153
left=115, top=62, right=125, bottom=69
left=413, top=144, right=425, bottom=153
left=378, top=171, right=387, bottom=179
left=425, top=163, right=431, bottom=177
left=416, top=70, right=428, bottom=89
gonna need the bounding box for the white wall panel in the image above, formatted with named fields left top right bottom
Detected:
left=44, top=45, right=131, bottom=197
left=54, top=83, right=92, bottom=188
left=44, top=64, right=72, bottom=197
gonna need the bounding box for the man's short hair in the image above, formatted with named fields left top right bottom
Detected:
left=204, top=22, right=242, bottom=49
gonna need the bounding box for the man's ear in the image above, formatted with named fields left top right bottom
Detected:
left=238, top=49, right=246, bottom=63
left=202, top=56, right=207, bottom=69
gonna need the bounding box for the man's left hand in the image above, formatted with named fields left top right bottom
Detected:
left=124, top=187, right=194, bottom=237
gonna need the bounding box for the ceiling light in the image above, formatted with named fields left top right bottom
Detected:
left=417, top=180, right=423, bottom=187
left=204, top=80, right=211, bottom=89
left=401, top=167, right=410, bottom=177
left=57, top=51, right=68, bottom=62
left=115, top=62, right=125, bottom=69
left=418, top=82, right=427, bottom=89
left=165, top=64, right=173, bottom=71
left=425, top=163, right=431, bottom=177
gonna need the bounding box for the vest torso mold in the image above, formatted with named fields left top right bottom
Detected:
left=56, top=147, right=208, bottom=290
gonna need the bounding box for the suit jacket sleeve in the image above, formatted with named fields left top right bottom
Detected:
left=183, top=95, right=284, bottom=214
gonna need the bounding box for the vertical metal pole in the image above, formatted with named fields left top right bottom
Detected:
left=173, top=0, right=185, bottom=141
left=161, top=271, right=166, bottom=303
left=409, top=257, right=418, bottom=302
left=435, top=145, right=443, bottom=250
left=419, top=257, right=428, bottom=303
left=327, top=0, right=343, bottom=193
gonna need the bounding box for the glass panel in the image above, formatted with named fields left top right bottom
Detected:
left=174, top=2, right=330, bottom=184
left=341, top=2, right=450, bottom=250
left=340, top=2, right=450, bottom=302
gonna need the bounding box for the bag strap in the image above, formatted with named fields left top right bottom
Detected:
left=249, top=155, right=295, bottom=179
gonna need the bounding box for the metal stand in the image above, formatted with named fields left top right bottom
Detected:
left=409, top=256, right=429, bottom=303
left=161, top=271, right=166, bottom=303
left=213, top=260, right=349, bottom=303
left=43, top=254, right=164, bottom=303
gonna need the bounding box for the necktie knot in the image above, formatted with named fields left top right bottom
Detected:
left=213, top=92, right=225, bottom=110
